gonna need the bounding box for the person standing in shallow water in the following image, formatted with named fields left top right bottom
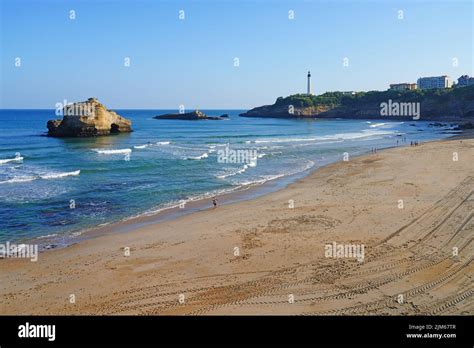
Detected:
left=212, top=197, right=217, bottom=208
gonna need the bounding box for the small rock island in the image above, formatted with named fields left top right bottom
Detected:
left=47, top=98, right=132, bottom=137
left=154, top=110, right=227, bottom=120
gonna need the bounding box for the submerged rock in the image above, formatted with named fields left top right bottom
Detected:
left=154, top=110, right=225, bottom=120
left=47, top=98, right=132, bottom=137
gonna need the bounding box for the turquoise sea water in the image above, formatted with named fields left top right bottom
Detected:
left=0, top=109, right=458, bottom=246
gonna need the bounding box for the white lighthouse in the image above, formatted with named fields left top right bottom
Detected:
left=307, top=71, right=312, bottom=95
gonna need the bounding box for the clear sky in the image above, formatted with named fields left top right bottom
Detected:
left=0, top=0, right=472, bottom=109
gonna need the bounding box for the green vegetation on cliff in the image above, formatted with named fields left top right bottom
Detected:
left=275, top=92, right=346, bottom=108
left=342, top=85, right=474, bottom=105
left=274, top=85, right=474, bottom=109
left=241, top=84, right=474, bottom=119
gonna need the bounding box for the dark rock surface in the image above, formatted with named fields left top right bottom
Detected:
left=154, top=110, right=225, bottom=120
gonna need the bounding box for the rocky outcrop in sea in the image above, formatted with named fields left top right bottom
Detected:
left=47, top=98, right=132, bottom=137
left=154, top=110, right=226, bottom=120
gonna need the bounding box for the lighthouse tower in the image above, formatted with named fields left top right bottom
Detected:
left=307, top=71, right=312, bottom=95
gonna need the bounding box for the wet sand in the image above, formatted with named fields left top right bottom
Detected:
left=1, top=137, right=473, bottom=315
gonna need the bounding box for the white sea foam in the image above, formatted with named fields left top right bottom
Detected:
left=247, top=160, right=257, bottom=167
left=94, top=148, right=132, bottom=155
left=134, top=141, right=170, bottom=149
left=369, top=123, right=387, bottom=128
left=237, top=174, right=286, bottom=186
left=37, top=233, right=59, bottom=239
left=235, top=172, right=291, bottom=187
left=369, top=122, right=404, bottom=128
left=216, top=162, right=255, bottom=179
left=185, top=153, right=208, bottom=160
left=0, top=176, right=36, bottom=184
left=251, top=130, right=396, bottom=144
left=125, top=185, right=243, bottom=221
left=40, top=170, right=80, bottom=179
left=290, top=140, right=345, bottom=148
left=231, top=160, right=315, bottom=187
left=0, top=156, right=24, bottom=164
left=216, top=165, right=248, bottom=179
left=0, top=170, right=80, bottom=184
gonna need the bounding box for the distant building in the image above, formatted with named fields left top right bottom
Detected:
left=307, top=71, right=312, bottom=95
left=417, top=76, right=452, bottom=89
left=457, top=75, right=474, bottom=87
left=389, top=83, right=417, bottom=91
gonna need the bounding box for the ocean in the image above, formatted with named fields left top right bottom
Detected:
left=0, top=109, right=458, bottom=247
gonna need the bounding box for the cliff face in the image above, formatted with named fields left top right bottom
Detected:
left=318, top=97, right=474, bottom=120
left=240, top=86, right=474, bottom=121
left=239, top=104, right=332, bottom=118
left=47, top=98, right=132, bottom=137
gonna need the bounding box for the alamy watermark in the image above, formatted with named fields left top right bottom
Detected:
left=380, top=99, right=420, bottom=120
left=55, top=99, right=95, bottom=117
left=217, top=145, right=258, bottom=165
left=18, top=322, right=55, bottom=341
left=325, top=242, right=365, bottom=262
left=0, top=241, right=38, bottom=262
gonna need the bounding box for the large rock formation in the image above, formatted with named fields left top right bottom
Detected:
left=154, top=110, right=226, bottom=120
left=47, top=98, right=132, bottom=137
left=239, top=85, right=474, bottom=121
left=239, top=104, right=331, bottom=118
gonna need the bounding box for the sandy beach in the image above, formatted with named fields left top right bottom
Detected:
left=1, top=137, right=473, bottom=315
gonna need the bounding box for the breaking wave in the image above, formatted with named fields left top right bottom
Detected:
left=0, top=156, right=24, bottom=164
left=0, top=170, right=80, bottom=184
left=94, top=148, right=132, bottom=155
left=185, top=153, right=208, bottom=160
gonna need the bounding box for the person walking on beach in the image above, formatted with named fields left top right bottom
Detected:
left=212, top=197, right=218, bottom=208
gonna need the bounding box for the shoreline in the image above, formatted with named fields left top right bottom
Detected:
left=27, top=129, right=465, bottom=253
left=23, top=137, right=407, bottom=251
left=29, top=153, right=317, bottom=251
left=1, top=133, right=473, bottom=315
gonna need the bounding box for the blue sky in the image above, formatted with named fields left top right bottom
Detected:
left=0, top=0, right=472, bottom=109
